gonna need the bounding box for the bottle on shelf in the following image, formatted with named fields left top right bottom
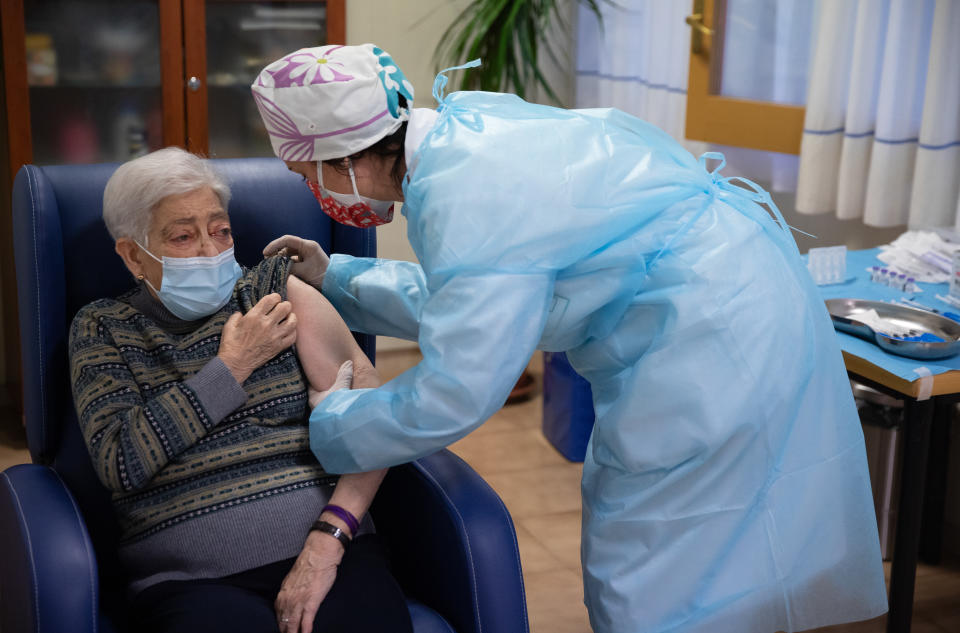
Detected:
left=25, top=33, right=57, bottom=86
left=113, top=105, right=148, bottom=161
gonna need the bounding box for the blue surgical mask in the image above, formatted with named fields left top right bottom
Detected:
left=137, top=242, right=242, bottom=321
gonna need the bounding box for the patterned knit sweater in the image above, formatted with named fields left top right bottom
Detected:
left=69, top=256, right=356, bottom=595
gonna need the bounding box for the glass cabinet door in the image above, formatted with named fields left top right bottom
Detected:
left=717, top=0, right=813, bottom=106
left=204, top=1, right=328, bottom=158
left=24, top=0, right=165, bottom=164
left=685, top=0, right=807, bottom=154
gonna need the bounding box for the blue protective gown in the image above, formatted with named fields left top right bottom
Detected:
left=310, top=90, right=888, bottom=632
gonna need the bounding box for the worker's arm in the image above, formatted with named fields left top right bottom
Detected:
left=320, top=254, right=428, bottom=342
left=309, top=269, right=554, bottom=473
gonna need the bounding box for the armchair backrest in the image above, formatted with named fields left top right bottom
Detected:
left=11, top=157, right=376, bottom=609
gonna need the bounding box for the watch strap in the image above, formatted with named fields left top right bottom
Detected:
left=310, top=519, right=351, bottom=549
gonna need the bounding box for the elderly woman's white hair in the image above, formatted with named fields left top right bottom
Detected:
left=102, top=147, right=231, bottom=245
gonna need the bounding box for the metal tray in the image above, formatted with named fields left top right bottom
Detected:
left=826, top=298, right=960, bottom=360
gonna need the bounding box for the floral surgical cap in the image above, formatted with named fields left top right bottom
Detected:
left=251, top=43, right=415, bottom=162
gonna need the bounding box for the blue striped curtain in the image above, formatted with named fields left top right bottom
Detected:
left=796, top=0, right=960, bottom=228
left=575, top=1, right=691, bottom=142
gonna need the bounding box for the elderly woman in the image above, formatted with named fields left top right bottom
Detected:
left=68, top=147, right=412, bottom=633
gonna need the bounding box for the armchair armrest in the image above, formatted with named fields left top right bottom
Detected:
left=371, top=449, right=529, bottom=633
left=0, top=464, right=99, bottom=633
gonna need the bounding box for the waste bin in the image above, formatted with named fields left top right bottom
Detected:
left=542, top=351, right=595, bottom=462
left=852, top=379, right=903, bottom=560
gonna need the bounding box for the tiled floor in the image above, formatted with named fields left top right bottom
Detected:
left=3, top=350, right=960, bottom=631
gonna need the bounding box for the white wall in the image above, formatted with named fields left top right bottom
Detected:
left=345, top=0, right=470, bottom=350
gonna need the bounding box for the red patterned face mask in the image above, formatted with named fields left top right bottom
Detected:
left=308, top=160, right=394, bottom=228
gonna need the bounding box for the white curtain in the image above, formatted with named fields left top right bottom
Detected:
left=575, top=1, right=692, bottom=142
left=796, top=0, right=960, bottom=229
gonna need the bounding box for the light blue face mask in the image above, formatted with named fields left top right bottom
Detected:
left=137, top=242, right=242, bottom=321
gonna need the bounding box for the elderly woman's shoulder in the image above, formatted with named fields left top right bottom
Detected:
left=70, top=288, right=142, bottom=332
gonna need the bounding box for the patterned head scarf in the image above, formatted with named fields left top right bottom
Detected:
left=251, top=44, right=415, bottom=162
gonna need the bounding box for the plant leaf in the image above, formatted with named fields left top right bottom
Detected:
left=434, top=0, right=607, bottom=101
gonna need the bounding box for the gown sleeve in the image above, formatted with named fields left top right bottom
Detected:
left=309, top=268, right=554, bottom=472
left=321, top=253, right=429, bottom=341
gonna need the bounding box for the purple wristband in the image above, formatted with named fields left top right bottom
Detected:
left=323, top=504, right=360, bottom=536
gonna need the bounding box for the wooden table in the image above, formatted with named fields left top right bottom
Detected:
left=820, top=248, right=960, bottom=633
left=841, top=353, right=958, bottom=633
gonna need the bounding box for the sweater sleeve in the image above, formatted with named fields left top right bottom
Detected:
left=68, top=303, right=245, bottom=493
left=183, top=356, right=248, bottom=422
left=235, top=253, right=293, bottom=311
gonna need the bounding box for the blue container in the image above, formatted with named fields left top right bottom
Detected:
left=541, top=351, right=595, bottom=462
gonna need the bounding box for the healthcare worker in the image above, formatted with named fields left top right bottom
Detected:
left=252, top=44, right=887, bottom=633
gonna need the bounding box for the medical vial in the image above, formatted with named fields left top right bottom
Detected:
left=807, top=245, right=846, bottom=285
left=951, top=253, right=960, bottom=298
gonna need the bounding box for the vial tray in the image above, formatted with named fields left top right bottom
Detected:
left=826, top=298, right=960, bottom=360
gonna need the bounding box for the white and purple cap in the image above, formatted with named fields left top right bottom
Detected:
left=251, top=43, right=415, bottom=162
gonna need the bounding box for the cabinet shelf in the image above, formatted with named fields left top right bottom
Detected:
left=28, top=83, right=162, bottom=90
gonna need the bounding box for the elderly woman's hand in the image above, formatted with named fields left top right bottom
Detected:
left=218, top=293, right=297, bottom=384
left=275, top=530, right=345, bottom=633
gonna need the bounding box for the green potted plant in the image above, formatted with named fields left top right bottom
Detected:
left=434, top=0, right=606, bottom=103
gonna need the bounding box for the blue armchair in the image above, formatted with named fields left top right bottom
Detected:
left=0, top=158, right=528, bottom=633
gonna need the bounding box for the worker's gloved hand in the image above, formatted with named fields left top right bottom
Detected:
left=308, top=360, right=353, bottom=409
left=263, top=234, right=330, bottom=289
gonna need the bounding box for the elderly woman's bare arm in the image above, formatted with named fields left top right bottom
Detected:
left=278, top=275, right=388, bottom=632
left=286, top=275, right=380, bottom=390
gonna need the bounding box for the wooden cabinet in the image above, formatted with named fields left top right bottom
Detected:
left=0, top=0, right=344, bottom=409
